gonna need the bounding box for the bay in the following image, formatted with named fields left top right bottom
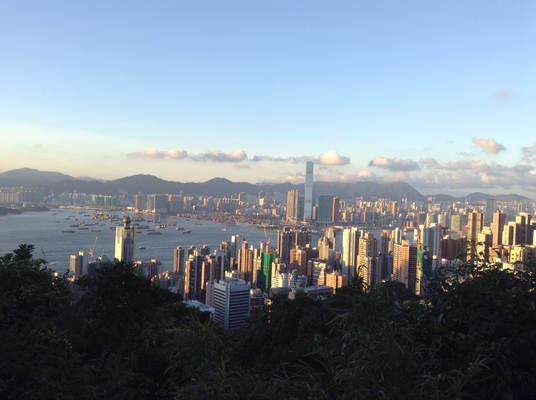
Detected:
left=0, top=209, right=279, bottom=273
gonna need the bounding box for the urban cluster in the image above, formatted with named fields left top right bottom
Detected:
left=57, top=162, right=536, bottom=332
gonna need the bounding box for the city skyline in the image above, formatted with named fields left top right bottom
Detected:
left=1, top=1, right=535, bottom=197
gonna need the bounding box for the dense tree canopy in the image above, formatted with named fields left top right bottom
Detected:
left=1, top=244, right=535, bottom=399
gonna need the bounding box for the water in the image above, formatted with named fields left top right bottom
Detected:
left=0, top=209, right=279, bottom=273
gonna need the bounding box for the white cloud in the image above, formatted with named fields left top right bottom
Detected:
left=165, top=149, right=188, bottom=159
left=472, top=137, right=506, bottom=154
left=190, top=149, right=248, bottom=163
left=316, top=150, right=350, bottom=166
left=368, top=157, right=420, bottom=171
left=522, top=142, right=536, bottom=162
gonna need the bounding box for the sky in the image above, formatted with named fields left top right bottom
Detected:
left=1, top=1, right=535, bottom=197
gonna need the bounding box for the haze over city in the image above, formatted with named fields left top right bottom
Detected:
left=1, top=1, right=535, bottom=197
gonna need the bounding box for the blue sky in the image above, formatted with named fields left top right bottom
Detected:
left=1, top=1, right=535, bottom=197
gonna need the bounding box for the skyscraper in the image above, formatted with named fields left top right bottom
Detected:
left=173, top=246, right=185, bottom=275
left=304, top=162, right=314, bottom=222
left=467, top=207, right=484, bottom=260
left=485, top=198, right=496, bottom=225
left=317, top=194, right=334, bottom=224
left=491, top=210, right=506, bottom=246
left=115, top=216, right=136, bottom=263
left=286, top=189, right=299, bottom=222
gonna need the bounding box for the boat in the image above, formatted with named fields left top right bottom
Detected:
left=65, top=218, right=70, bottom=220
left=70, top=224, right=78, bottom=227
left=221, top=228, right=227, bottom=231
left=109, top=227, right=116, bottom=231
left=91, top=230, right=101, bottom=232
left=182, top=230, right=191, bottom=234
left=195, top=223, right=202, bottom=225
left=62, top=230, right=75, bottom=233
left=54, top=220, right=59, bottom=223
left=168, top=221, right=176, bottom=226
left=176, top=227, right=184, bottom=231
left=78, top=227, right=88, bottom=230
left=138, top=246, right=146, bottom=249
left=147, top=231, right=162, bottom=235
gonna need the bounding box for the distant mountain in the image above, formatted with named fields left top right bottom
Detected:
left=0, top=168, right=76, bottom=182
left=76, top=176, right=106, bottom=182
left=1, top=168, right=533, bottom=202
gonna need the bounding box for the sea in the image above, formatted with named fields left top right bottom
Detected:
left=0, top=209, right=386, bottom=273
left=0, top=209, right=281, bottom=273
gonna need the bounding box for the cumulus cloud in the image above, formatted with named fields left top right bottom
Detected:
left=368, top=157, right=420, bottom=171
left=127, top=148, right=246, bottom=162
left=472, top=137, right=506, bottom=154
left=493, top=90, right=510, bottom=99
left=165, top=149, right=188, bottom=159
left=316, top=150, right=350, bottom=166
left=234, top=163, right=250, bottom=169
left=190, top=149, right=247, bottom=163
left=522, top=142, right=536, bottom=162
left=128, top=148, right=167, bottom=159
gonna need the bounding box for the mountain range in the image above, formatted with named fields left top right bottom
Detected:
left=0, top=168, right=532, bottom=203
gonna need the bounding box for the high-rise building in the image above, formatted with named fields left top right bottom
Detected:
left=421, top=223, right=441, bottom=260
left=485, top=198, right=497, bottom=225
left=317, top=194, right=334, bottom=224
left=304, top=162, right=314, bottom=222
left=342, top=227, right=360, bottom=274
left=491, top=210, right=506, bottom=246
left=213, top=278, right=251, bottom=330
left=357, top=233, right=378, bottom=286
left=467, top=207, right=484, bottom=260
left=286, top=189, right=299, bottom=222
left=393, top=240, right=417, bottom=291
left=332, top=197, right=340, bottom=223
left=173, top=246, right=185, bottom=275
left=115, top=216, right=136, bottom=263
left=70, top=250, right=87, bottom=275
left=260, top=251, right=279, bottom=292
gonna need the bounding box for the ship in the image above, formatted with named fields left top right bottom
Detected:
left=91, top=229, right=101, bottom=232
left=147, top=231, right=162, bottom=235
left=176, top=227, right=184, bottom=230
left=182, top=230, right=191, bottom=234
left=62, top=230, right=75, bottom=233
left=138, top=246, right=146, bottom=249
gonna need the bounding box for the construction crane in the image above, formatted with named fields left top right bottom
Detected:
left=263, top=223, right=270, bottom=250
left=89, top=236, right=98, bottom=262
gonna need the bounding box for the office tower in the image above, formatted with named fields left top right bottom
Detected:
left=393, top=240, right=418, bottom=291
left=213, top=249, right=226, bottom=281
left=286, top=190, right=299, bottom=222
left=173, top=246, right=185, bottom=275
left=260, top=251, right=279, bottom=292
left=416, top=248, right=433, bottom=296
left=416, top=212, right=427, bottom=227
left=391, top=201, right=398, bottom=217
left=317, top=194, right=334, bottom=224
left=518, top=202, right=528, bottom=214
left=357, top=233, right=378, bottom=286
left=115, top=216, right=136, bottom=263
left=379, top=252, right=393, bottom=282
left=491, top=210, right=506, bottom=246
left=304, top=161, right=314, bottom=222
left=213, top=278, right=251, bottom=330
left=485, top=199, right=497, bottom=225
left=238, top=242, right=255, bottom=283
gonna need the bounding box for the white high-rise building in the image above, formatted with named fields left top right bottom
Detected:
left=230, top=234, right=245, bottom=261
left=304, top=161, right=314, bottom=222
left=115, top=216, right=136, bottom=263
left=213, top=278, right=251, bottom=330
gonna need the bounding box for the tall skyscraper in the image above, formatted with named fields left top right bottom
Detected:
left=173, top=246, right=185, bottom=275
left=286, top=190, right=299, bottom=222
left=332, top=197, right=340, bottom=223
left=304, top=162, right=314, bottom=222
left=485, top=198, right=497, bottom=225
left=357, top=233, right=378, bottom=286
left=467, top=207, right=484, bottom=260
left=115, top=216, right=136, bottom=263
left=393, top=240, right=418, bottom=291
left=317, top=194, right=334, bottom=224
left=491, top=210, right=506, bottom=246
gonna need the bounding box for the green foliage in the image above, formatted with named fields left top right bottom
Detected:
left=2, top=244, right=536, bottom=399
